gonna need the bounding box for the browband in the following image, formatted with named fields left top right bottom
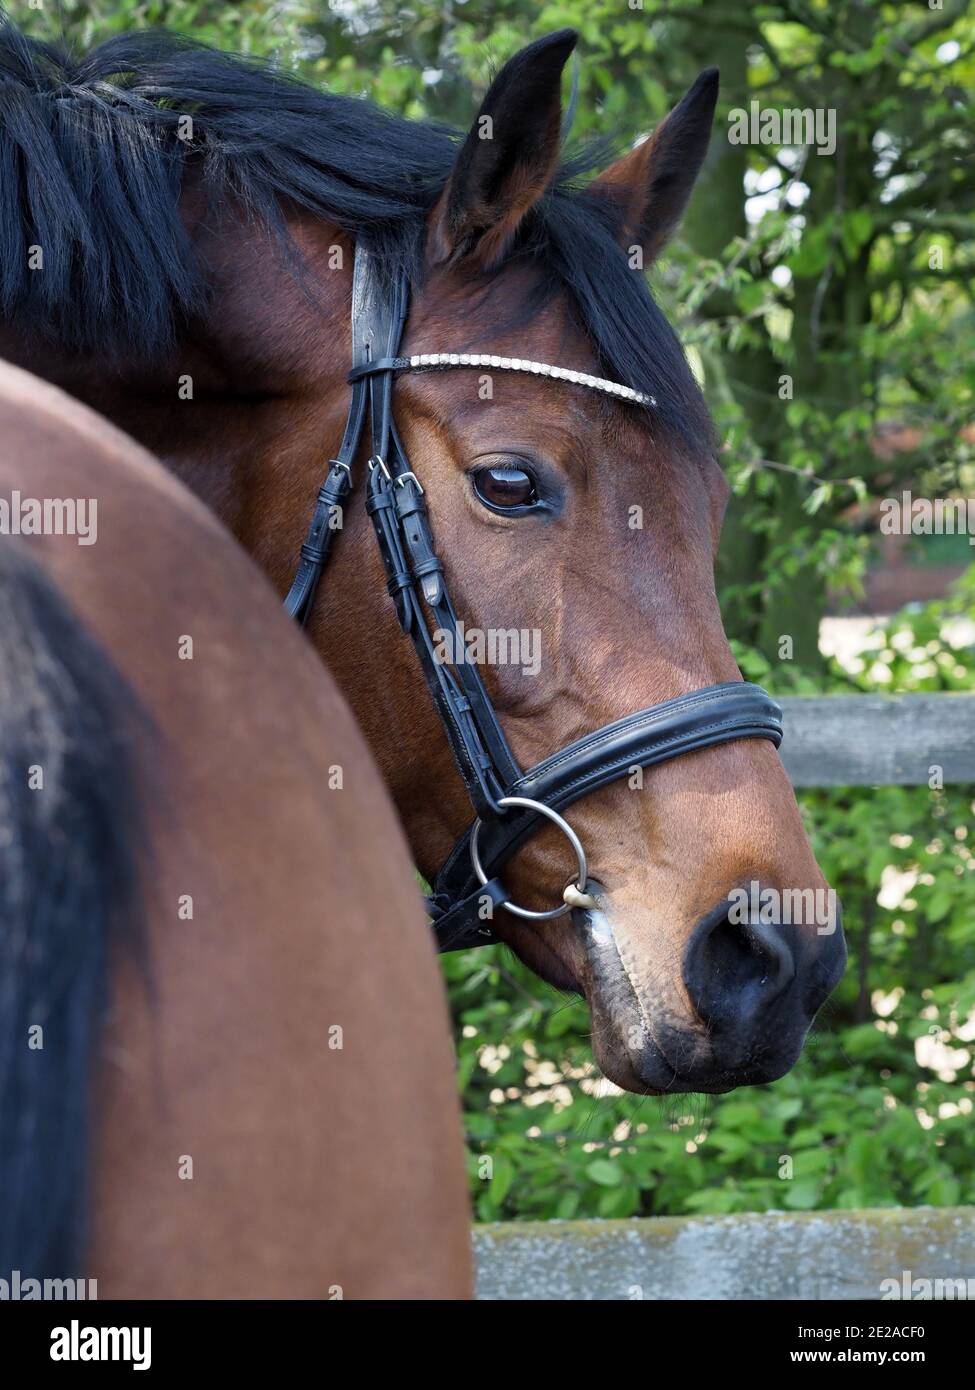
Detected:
left=349, top=354, right=656, bottom=407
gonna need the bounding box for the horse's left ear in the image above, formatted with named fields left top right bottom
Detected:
left=587, top=68, right=719, bottom=264
left=428, top=29, right=577, bottom=270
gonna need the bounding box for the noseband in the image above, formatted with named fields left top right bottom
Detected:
left=285, top=247, right=783, bottom=950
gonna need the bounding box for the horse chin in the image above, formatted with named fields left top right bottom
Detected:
left=588, top=1036, right=681, bottom=1097
left=568, top=899, right=678, bottom=1094
left=571, top=899, right=811, bottom=1096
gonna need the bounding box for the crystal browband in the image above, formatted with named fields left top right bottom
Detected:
left=347, top=352, right=656, bottom=407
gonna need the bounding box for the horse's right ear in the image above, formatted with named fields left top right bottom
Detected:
left=586, top=68, right=719, bottom=265
left=427, top=30, right=577, bottom=272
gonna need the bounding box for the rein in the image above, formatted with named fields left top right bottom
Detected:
left=285, top=247, right=783, bottom=950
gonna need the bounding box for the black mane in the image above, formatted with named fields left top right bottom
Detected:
left=0, top=13, right=711, bottom=448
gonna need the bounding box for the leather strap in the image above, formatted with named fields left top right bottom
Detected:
left=348, top=356, right=410, bottom=382
left=284, top=249, right=394, bottom=623
left=285, top=246, right=522, bottom=819
left=367, top=406, right=521, bottom=818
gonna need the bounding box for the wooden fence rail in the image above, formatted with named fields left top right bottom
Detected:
left=778, top=693, right=975, bottom=786
left=474, top=1207, right=975, bottom=1300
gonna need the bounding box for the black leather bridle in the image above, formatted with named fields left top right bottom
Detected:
left=284, top=247, right=783, bottom=950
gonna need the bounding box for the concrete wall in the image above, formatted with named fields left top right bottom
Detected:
left=474, top=1207, right=975, bottom=1300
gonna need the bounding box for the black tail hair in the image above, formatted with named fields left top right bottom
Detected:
left=0, top=542, right=146, bottom=1280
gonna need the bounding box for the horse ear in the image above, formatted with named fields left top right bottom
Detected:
left=586, top=68, right=719, bottom=265
left=428, top=30, right=577, bottom=271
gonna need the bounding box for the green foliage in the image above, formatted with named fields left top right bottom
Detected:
left=12, top=0, right=313, bottom=57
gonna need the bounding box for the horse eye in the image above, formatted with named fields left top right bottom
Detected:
left=472, top=465, right=538, bottom=511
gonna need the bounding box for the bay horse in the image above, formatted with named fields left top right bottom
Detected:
left=0, top=19, right=846, bottom=1094
left=0, top=359, right=471, bottom=1298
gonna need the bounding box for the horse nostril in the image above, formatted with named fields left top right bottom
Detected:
left=737, top=917, right=796, bottom=993
left=683, top=898, right=797, bottom=1034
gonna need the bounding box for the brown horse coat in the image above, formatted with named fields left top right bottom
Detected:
left=0, top=360, right=471, bottom=1298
